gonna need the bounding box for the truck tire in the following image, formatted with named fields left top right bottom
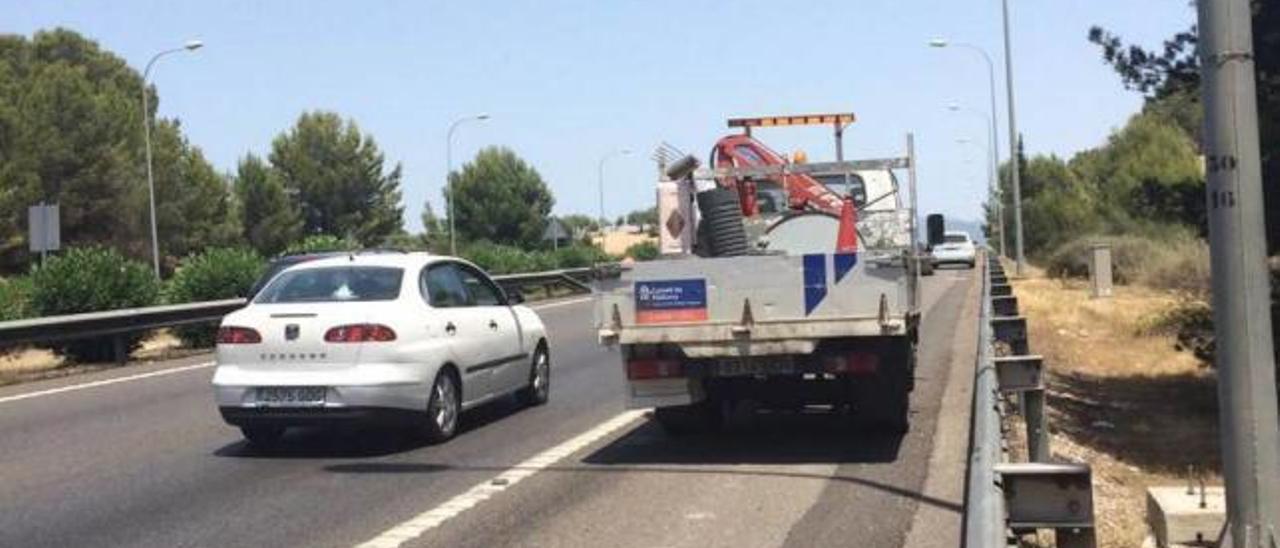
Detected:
left=695, top=188, right=749, bottom=257
left=852, top=341, right=911, bottom=434
left=653, top=401, right=722, bottom=435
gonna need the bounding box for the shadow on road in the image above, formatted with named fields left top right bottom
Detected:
left=211, top=395, right=532, bottom=459
left=583, top=414, right=904, bottom=466
left=322, top=414, right=959, bottom=513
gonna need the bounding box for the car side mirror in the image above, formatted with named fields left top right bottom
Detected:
left=926, top=214, right=946, bottom=247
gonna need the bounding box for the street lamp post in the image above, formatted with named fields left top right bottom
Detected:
left=597, top=149, right=631, bottom=230
left=141, top=39, right=202, bottom=278
left=445, top=113, right=490, bottom=256
left=930, top=37, right=1014, bottom=263
left=949, top=104, right=1006, bottom=257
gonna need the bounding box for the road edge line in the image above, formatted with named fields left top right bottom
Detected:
left=0, top=361, right=215, bottom=405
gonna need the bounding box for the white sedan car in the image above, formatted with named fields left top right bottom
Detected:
left=930, top=231, right=977, bottom=268
left=212, top=253, right=550, bottom=446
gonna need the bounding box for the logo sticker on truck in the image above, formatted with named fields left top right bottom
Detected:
left=635, top=279, right=708, bottom=324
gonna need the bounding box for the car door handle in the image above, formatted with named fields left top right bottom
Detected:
left=445, top=322, right=457, bottom=335
left=488, top=320, right=499, bottom=330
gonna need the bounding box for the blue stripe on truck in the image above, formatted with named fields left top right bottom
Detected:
left=803, top=253, right=827, bottom=316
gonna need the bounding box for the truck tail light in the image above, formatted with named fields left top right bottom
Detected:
left=822, top=352, right=878, bottom=375
left=626, top=359, right=684, bottom=380
left=216, top=326, right=262, bottom=344
left=324, top=324, right=397, bottom=343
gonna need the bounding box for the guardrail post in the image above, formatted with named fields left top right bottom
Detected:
left=992, top=295, right=1019, bottom=316
left=1024, top=388, right=1049, bottom=462
left=112, top=334, right=128, bottom=365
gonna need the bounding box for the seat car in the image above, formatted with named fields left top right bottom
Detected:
left=212, top=253, right=551, bottom=446
left=930, top=231, right=977, bottom=268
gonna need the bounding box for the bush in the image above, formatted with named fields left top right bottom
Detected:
left=165, top=248, right=266, bottom=347
left=29, top=247, right=159, bottom=362
left=0, top=276, right=33, bottom=322
left=460, top=242, right=611, bottom=274
left=284, top=234, right=356, bottom=256
left=1044, top=230, right=1210, bottom=296
left=624, top=241, right=660, bottom=261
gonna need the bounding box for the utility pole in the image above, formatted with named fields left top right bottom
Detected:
left=1197, top=0, right=1280, bottom=546
left=999, top=0, right=1026, bottom=276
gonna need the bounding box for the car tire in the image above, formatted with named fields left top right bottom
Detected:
left=241, top=426, right=285, bottom=448
left=419, top=369, right=461, bottom=444
left=517, top=346, right=550, bottom=407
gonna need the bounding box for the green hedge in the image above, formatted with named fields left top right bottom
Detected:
left=460, top=242, right=612, bottom=275
left=624, top=241, right=660, bottom=261
left=165, top=248, right=266, bottom=347
left=29, top=247, right=159, bottom=362
left=0, top=276, right=33, bottom=322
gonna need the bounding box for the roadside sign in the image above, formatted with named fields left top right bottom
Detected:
left=28, top=204, right=60, bottom=254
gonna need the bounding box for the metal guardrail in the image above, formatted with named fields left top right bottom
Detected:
left=965, top=251, right=1007, bottom=547
left=0, top=263, right=621, bottom=359
left=964, top=251, right=1096, bottom=547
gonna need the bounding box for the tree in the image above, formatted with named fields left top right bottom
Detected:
left=0, top=28, right=237, bottom=274
left=234, top=154, right=302, bottom=256
left=624, top=206, right=658, bottom=227
left=0, top=29, right=147, bottom=272
left=559, top=214, right=599, bottom=236
left=148, top=119, right=239, bottom=269
left=445, top=147, right=554, bottom=246
left=268, top=111, right=404, bottom=245
left=1089, top=3, right=1279, bottom=253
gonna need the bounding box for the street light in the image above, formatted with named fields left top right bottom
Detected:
left=597, top=148, right=631, bottom=230
left=141, top=39, right=203, bottom=278
left=949, top=104, right=1006, bottom=257
left=930, top=37, right=1016, bottom=264
left=445, top=113, right=490, bottom=255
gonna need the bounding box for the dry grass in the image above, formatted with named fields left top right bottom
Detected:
left=0, top=330, right=191, bottom=386
left=1007, top=263, right=1220, bottom=548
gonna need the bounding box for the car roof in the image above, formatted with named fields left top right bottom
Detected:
left=280, top=252, right=482, bottom=272
left=944, top=230, right=970, bottom=236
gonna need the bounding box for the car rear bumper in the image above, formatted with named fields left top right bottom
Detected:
left=218, top=405, right=426, bottom=427
left=930, top=250, right=976, bottom=264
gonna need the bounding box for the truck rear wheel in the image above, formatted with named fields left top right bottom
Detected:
left=653, top=402, right=722, bottom=435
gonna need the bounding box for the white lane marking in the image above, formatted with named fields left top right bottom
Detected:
left=356, top=409, right=647, bottom=548
left=0, top=361, right=216, bottom=405
left=529, top=296, right=593, bottom=310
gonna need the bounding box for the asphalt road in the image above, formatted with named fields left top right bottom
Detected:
left=0, top=267, right=977, bottom=548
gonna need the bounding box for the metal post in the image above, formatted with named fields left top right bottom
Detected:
left=1197, top=0, right=1280, bottom=545
left=1000, top=0, right=1026, bottom=276
left=140, top=42, right=201, bottom=279
left=1024, top=388, right=1049, bottom=462
left=446, top=114, right=489, bottom=256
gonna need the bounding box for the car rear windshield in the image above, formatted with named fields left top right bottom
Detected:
left=254, top=266, right=404, bottom=303
left=944, top=234, right=969, bottom=243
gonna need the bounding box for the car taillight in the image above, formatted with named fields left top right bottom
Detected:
left=626, top=359, right=683, bottom=380
left=822, top=352, right=878, bottom=375
left=216, top=326, right=262, bottom=344
left=324, top=324, right=397, bottom=343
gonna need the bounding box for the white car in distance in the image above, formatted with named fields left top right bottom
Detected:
left=930, top=231, right=977, bottom=269
left=212, top=253, right=551, bottom=447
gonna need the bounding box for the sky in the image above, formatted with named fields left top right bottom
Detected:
left=3, top=0, right=1195, bottom=231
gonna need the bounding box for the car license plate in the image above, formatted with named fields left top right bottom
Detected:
left=256, top=386, right=326, bottom=407
left=715, top=359, right=795, bottom=377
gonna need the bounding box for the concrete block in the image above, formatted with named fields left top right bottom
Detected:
left=1147, top=485, right=1225, bottom=547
